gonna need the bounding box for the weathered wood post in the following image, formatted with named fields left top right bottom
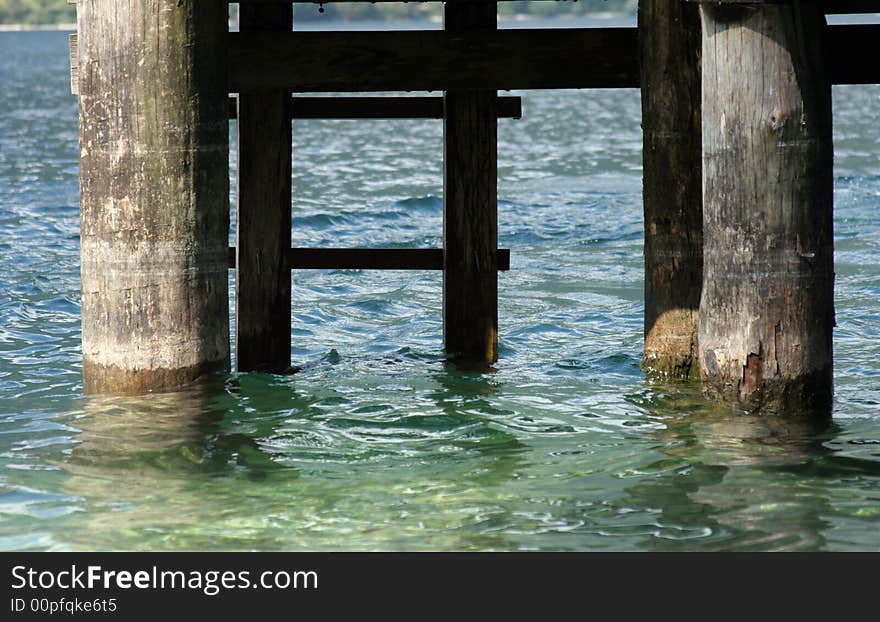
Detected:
left=639, top=0, right=703, bottom=378
left=235, top=2, right=293, bottom=372
left=443, top=1, right=499, bottom=366
left=78, top=1, right=230, bottom=393
left=696, top=0, right=834, bottom=415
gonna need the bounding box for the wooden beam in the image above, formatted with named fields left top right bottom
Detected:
left=227, top=248, right=511, bottom=271
left=235, top=3, right=293, bottom=373
left=822, top=0, right=880, bottom=12
left=227, top=96, right=522, bottom=119
left=827, top=25, right=880, bottom=84
left=234, top=0, right=880, bottom=9
left=228, top=25, right=880, bottom=92
left=229, top=28, right=640, bottom=92
left=698, top=2, right=834, bottom=415
left=68, top=34, right=78, bottom=96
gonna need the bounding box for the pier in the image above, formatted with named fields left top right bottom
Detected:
left=70, top=1, right=880, bottom=416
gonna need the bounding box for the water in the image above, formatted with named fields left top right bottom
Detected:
left=1, top=21, right=879, bottom=552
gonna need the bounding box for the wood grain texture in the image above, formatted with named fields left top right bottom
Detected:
left=699, top=3, right=834, bottom=416
left=68, top=34, right=78, bottom=95
left=78, top=0, right=230, bottom=394
left=640, top=0, right=703, bottom=378
left=235, top=2, right=293, bottom=373
left=228, top=24, right=879, bottom=92
left=443, top=2, right=499, bottom=366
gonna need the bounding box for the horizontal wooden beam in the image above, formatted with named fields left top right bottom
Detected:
left=227, top=248, right=511, bottom=270
left=234, top=0, right=880, bottom=12
left=227, top=96, right=521, bottom=119
left=228, top=24, right=880, bottom=92
left=827, top=24, right=880, bottom=84
left=820, top=0, right=880, bottom=11
left=229, top=28, right=639, bottom=92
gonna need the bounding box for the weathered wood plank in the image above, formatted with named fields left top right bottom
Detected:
left=827, top=25, right=880, bottom=84
left=699, top=2, right=834, bottom=415
left=235, top=2, right=293, bottom=373
left=229, top=28, right=640, bottom=92
left=443, top=3, right=499, bottom=366
left=640, top=0, right=703, bottom=378
left=822, top=0, right=880, bottom=13
left=79, top=1, right=230, bottom=394
left=228, top=25, right=880, bottom=92
left=227, top=248, right=511, bottom=271
left=227, top=96, right=522, bottom=119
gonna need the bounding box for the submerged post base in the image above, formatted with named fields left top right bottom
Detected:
left=82, top=360, right=228, bottom=396
left=700, top=368, right=833, bottom=417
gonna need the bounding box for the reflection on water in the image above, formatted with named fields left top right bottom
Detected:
left=71, top=383, right=271, bottom=478
left=624, top=385, right=836, bottom=551
left=430, top=366, right=527, bottom=489
left=58, top=384, right=287, bottom=550
left=38, top=370, right=534, bottom=551
left=2, top=356, right=880, bottom=551
left=614, top=383, right=880, bottom=551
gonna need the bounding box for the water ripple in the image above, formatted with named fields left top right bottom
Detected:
left=0, top=30, right=879, bottom=551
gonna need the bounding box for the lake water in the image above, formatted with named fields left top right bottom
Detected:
left=1, top=19, right=879, bottom=551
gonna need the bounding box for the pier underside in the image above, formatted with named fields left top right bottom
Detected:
left=71, top=0, right=880, bottom=417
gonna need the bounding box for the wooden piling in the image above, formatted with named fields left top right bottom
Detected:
left=443, top=1, right=499, bottom=365
left=78, top=1, right=230, bottom=394
left=697, top=1, right=834, bottom=415
left=235, top=2, right=293, bottom=373
left=639, top=0, right=703, bottom=378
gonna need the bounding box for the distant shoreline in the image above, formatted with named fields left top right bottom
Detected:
left=0, top=23, right=75, bottom=32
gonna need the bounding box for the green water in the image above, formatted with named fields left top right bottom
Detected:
left=1, top=21, right=879, bottom=551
